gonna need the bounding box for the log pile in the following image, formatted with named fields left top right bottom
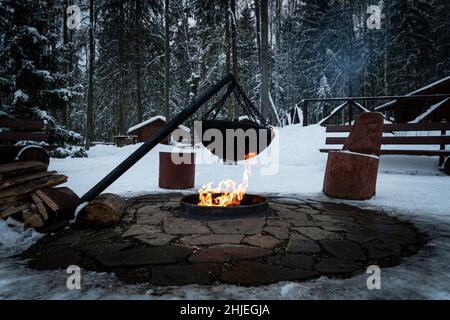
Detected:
left=0, top=161, right=79, bottom=230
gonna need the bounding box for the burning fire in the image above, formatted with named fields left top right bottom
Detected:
left=198, top=153, right=257, bottom=207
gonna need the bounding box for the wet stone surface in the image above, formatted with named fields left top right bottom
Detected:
left=21, top=193, right=428, bottom=286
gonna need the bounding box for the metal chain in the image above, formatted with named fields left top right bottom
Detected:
left=234, top=83, right=271, bottom=128
left=202, top=79, right=271, bottom=129
left=203, top=83, right=235, bottom=120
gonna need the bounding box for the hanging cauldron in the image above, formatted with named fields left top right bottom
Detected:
left=199, top=119, right=274, bottom=162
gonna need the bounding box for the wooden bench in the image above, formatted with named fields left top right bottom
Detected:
left=113, top=135, right=138, bottom=147
left=319, top=122, right=450, bottom=174
left=0, top=118, right=49, bottom=144
left=0, top=118, right=50, bottom=165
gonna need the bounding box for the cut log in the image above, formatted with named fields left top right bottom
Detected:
left=15, top=146, right=50, bottom=166
left=31, top=193, right=49, bottom=220
left=0, top=171, right=56, bottom=191
left=0, top=199, right=29, bottom=212
left=0, top=195, right=28, bottom=206
left=0, top=174, right=67, bottom=199
left=0, top=202, right=31, bottom=219
left=0, top=161, right=48, bottom=181
left=323, top=151, right=379, bottom=200
left=76, top=193, right=126, bottom=228
left=35, top=187, right=79, bottom=218
left=23, top=211, right=45, bottom=229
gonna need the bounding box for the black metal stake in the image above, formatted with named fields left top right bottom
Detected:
left=78, top=73, right=234, bottom=205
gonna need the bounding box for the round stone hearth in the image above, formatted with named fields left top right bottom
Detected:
left=22, top=193, right=427, bottom=286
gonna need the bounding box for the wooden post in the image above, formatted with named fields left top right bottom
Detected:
left=159, top=152, right=195, bottom=189
left=302, top=101, right=308, bottom=126
left=439, top=119, right=446, bottom=167
left=348, top=100, right=353, bottom=125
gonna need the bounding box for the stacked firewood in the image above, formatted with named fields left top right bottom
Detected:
left=0, top=161, right=79, bottom=230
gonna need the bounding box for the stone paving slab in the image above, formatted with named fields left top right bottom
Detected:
left=135, top=233, right=177, bottom=246
left=267, top=254, right=314, bottom=270
left=122, top=225, right=161, bottom=238
left=315, top=258, right=362, bottom=274
left=163, top=217, right=210, bottom=235
left=179, top=234, right=243, bottom=246
left=263, top=226, right=290, bottom=240
left=22, top=193, right=427, bottom=286
left=136, top=210, right=167, bottom=225
left=221, top=261, right=318, bottom=285
left=96, top=245, right=194, bottom=267
left=291, top=226, right=342, bottom=240
left=243, top=234, right=281, bottom=249
left=320, top=239, right=366, bottom=261
left=151, top=264, right=221, bottom=285
left=189, top=245, right=271, bottom=263
left=286, top=234, right=321, bottom=253
left=207, top=217, right=266, bottom=235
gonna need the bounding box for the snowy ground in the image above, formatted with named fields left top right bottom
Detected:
left=1, top=124, right=449, bottom=299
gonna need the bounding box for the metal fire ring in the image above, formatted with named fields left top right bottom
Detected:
left=179, top=194, right=270, bottom=218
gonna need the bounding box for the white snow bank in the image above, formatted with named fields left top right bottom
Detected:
left=276, top=124, right=327, bottom=166
left=0, top=218, right=42, bottom=252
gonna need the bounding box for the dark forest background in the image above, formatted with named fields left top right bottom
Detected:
left=1, top=0, right=449, bottom=147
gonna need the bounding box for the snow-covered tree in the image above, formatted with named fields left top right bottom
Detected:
left=0, top=0, right=84, bottom=154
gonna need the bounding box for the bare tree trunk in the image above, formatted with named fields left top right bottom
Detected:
left=135, top=0, right=143, bottom=123
left=275, top=0, right=281, bottom=47
left=135, top=63, right=143, bottom=123
left=287, top=6, right=292, bottom=106
left=384, top=1, right=390, bottom=95
left=85, top=0, right=95, bottom=150
left=225, top=0, right=232, bottom=120
left=164, top=0, right=171, bottom=121
left=255, top=0, right=262, bottom=67
left=67, top=0, right=74, bottom=131
left=230, top=0, right=239, bottom=119
left=62, top=0, right=69, bottom=128
left=117, top=2, right=125, bottom=135
left=260, top=0, right=270, bottom=122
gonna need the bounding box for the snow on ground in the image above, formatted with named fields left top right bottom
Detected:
left=1, top=124, right=450, bottom=299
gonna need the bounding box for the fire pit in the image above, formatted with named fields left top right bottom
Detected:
left=179, top=193, right=270, bottom=217
left=178, top=151, right=271, bottom=218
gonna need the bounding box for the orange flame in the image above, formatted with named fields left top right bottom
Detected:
left=198, top=152, right=256, bottom=207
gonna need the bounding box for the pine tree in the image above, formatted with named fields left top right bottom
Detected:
left=237, top=5, right=258, bottom=100
left=387, top=0, right=439, bottom=93
left=0, top=0, right=83, bottom=151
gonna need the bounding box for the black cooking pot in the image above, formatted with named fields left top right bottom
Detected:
left=199, top=120, right=274, bottom=162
